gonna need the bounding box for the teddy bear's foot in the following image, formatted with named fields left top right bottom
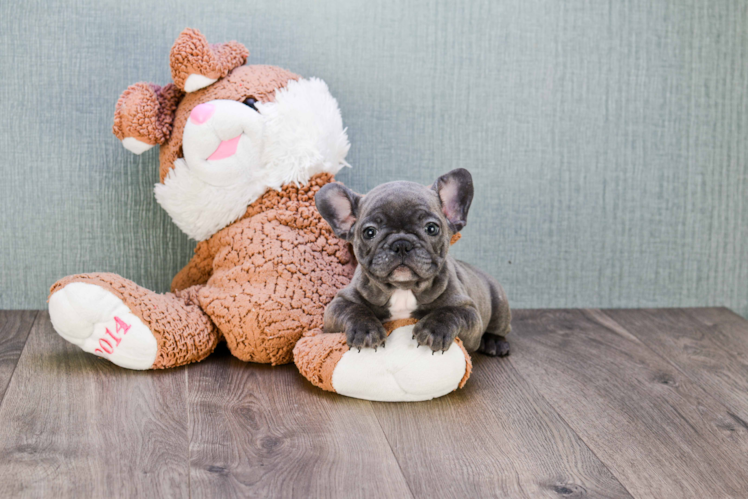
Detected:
left=293, top=319, right=473, bottom=402
left=49, top=281, right=158, bottom=369
left=49, top=273, right=221, bottom=370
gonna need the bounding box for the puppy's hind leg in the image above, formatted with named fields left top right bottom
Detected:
left=479, top=280, right=512, bottom=357
left=479, top=333, right=510, bottom=357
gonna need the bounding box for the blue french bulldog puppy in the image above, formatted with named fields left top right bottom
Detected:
left=315, top=168, right=511, bottom=356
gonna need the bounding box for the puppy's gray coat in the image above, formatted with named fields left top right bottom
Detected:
left=315, top=169, right=511, bottom=356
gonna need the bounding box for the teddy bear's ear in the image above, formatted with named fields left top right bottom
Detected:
left=112, top=82, right=184, bottom=154
left=169, top=28, right=249, bottom=93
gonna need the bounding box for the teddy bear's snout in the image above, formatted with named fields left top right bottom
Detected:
left=189, top=103, right=215, bottom=125
left=182, top=99, right=264, bottom=170
left=154, top=97, right=272, bottom=240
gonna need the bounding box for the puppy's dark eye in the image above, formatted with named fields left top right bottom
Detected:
left=363, top=227, right=377, bottom=240
left=243, top=97, right=258, bottom=111
left=425, top=222, right=440, bottom=236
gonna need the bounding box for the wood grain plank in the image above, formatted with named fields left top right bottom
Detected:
left=603, top=307, right=748, bottom=424
left=0, top=312, right=189, bottom=498
left=0, top=310, right=36, bottom=403
left=370, top=353, right=630, bottom=498
left=187, top=345, right=413, bottom=498
left=509, top=308, right=748, bottom=498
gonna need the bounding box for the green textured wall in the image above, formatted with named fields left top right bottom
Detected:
left=1, top=0, right=747, bottom=317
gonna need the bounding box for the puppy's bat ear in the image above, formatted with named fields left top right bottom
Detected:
left=315, top=183, right=362, bottom=241
left=432, top=168, right=474, bottom=232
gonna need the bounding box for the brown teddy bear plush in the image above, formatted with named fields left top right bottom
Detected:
left=48, top=29, right=473, bottom=402
left=48, top=28, right=355, bottom=369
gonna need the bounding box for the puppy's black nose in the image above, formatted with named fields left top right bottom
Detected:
left=391, top=239, right=414, bottom=255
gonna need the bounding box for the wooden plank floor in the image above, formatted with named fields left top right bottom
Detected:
left=0, top=308, right=747, bottom=498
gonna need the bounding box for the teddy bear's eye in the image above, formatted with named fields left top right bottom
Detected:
left=243, top=98, right=258, bottom=111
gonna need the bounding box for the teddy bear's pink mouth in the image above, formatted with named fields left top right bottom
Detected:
left=208, top=135, right=242, bottom=161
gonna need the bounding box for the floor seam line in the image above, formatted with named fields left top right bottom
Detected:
left=369, top=402, right=416, bottom=499
left=0, top=311, right=39, bottom=415
left=506, top=345, right=635, bottom=499
left=186, top=365, right=192, bottom=499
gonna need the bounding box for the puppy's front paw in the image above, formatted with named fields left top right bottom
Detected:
left=346, top=319, right=387, bottom=351
left=413, top=318, right=458, bottom=352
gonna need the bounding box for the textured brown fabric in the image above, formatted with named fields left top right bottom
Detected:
left=190, top=173, right=354, bottom=365
left=170, top=171, right=348, bottom=294
left=292, top=317, right=473, bottom=394
left=49, top=273, right=220, bottom=369
left=293, top=328, right=349, bottom=392
left=450, top=232, right=462, bottom=245
left=158, top=64, right=299, bottom=182
left=383, top=317, right=418, bottom=334
left=112, top=82, right=183, bottom=145
left=170, top=242, right=216, bottom=292
left=169, top=28, right=249, bottom=91
left=455, top=338, right=472, bottom=388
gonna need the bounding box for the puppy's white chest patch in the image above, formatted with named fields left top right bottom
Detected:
left=388, top=290, right=418, bottom=320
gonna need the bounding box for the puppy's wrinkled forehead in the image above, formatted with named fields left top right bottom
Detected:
left=359, top=181, right=441, bottom=220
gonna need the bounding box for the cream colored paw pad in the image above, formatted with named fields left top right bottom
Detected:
left=49, top=282, right=157, bottom=370
left=294, top=321, right=472, bottom=402
left=333, top=324, right=468, bottom=402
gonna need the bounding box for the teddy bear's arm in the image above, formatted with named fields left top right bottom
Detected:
left=171, top=240, right=216, bottom=292
left=293, top=320, right=472, bottom=401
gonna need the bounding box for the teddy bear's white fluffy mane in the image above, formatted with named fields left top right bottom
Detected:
left=155, top=78, right=350, bottom=241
